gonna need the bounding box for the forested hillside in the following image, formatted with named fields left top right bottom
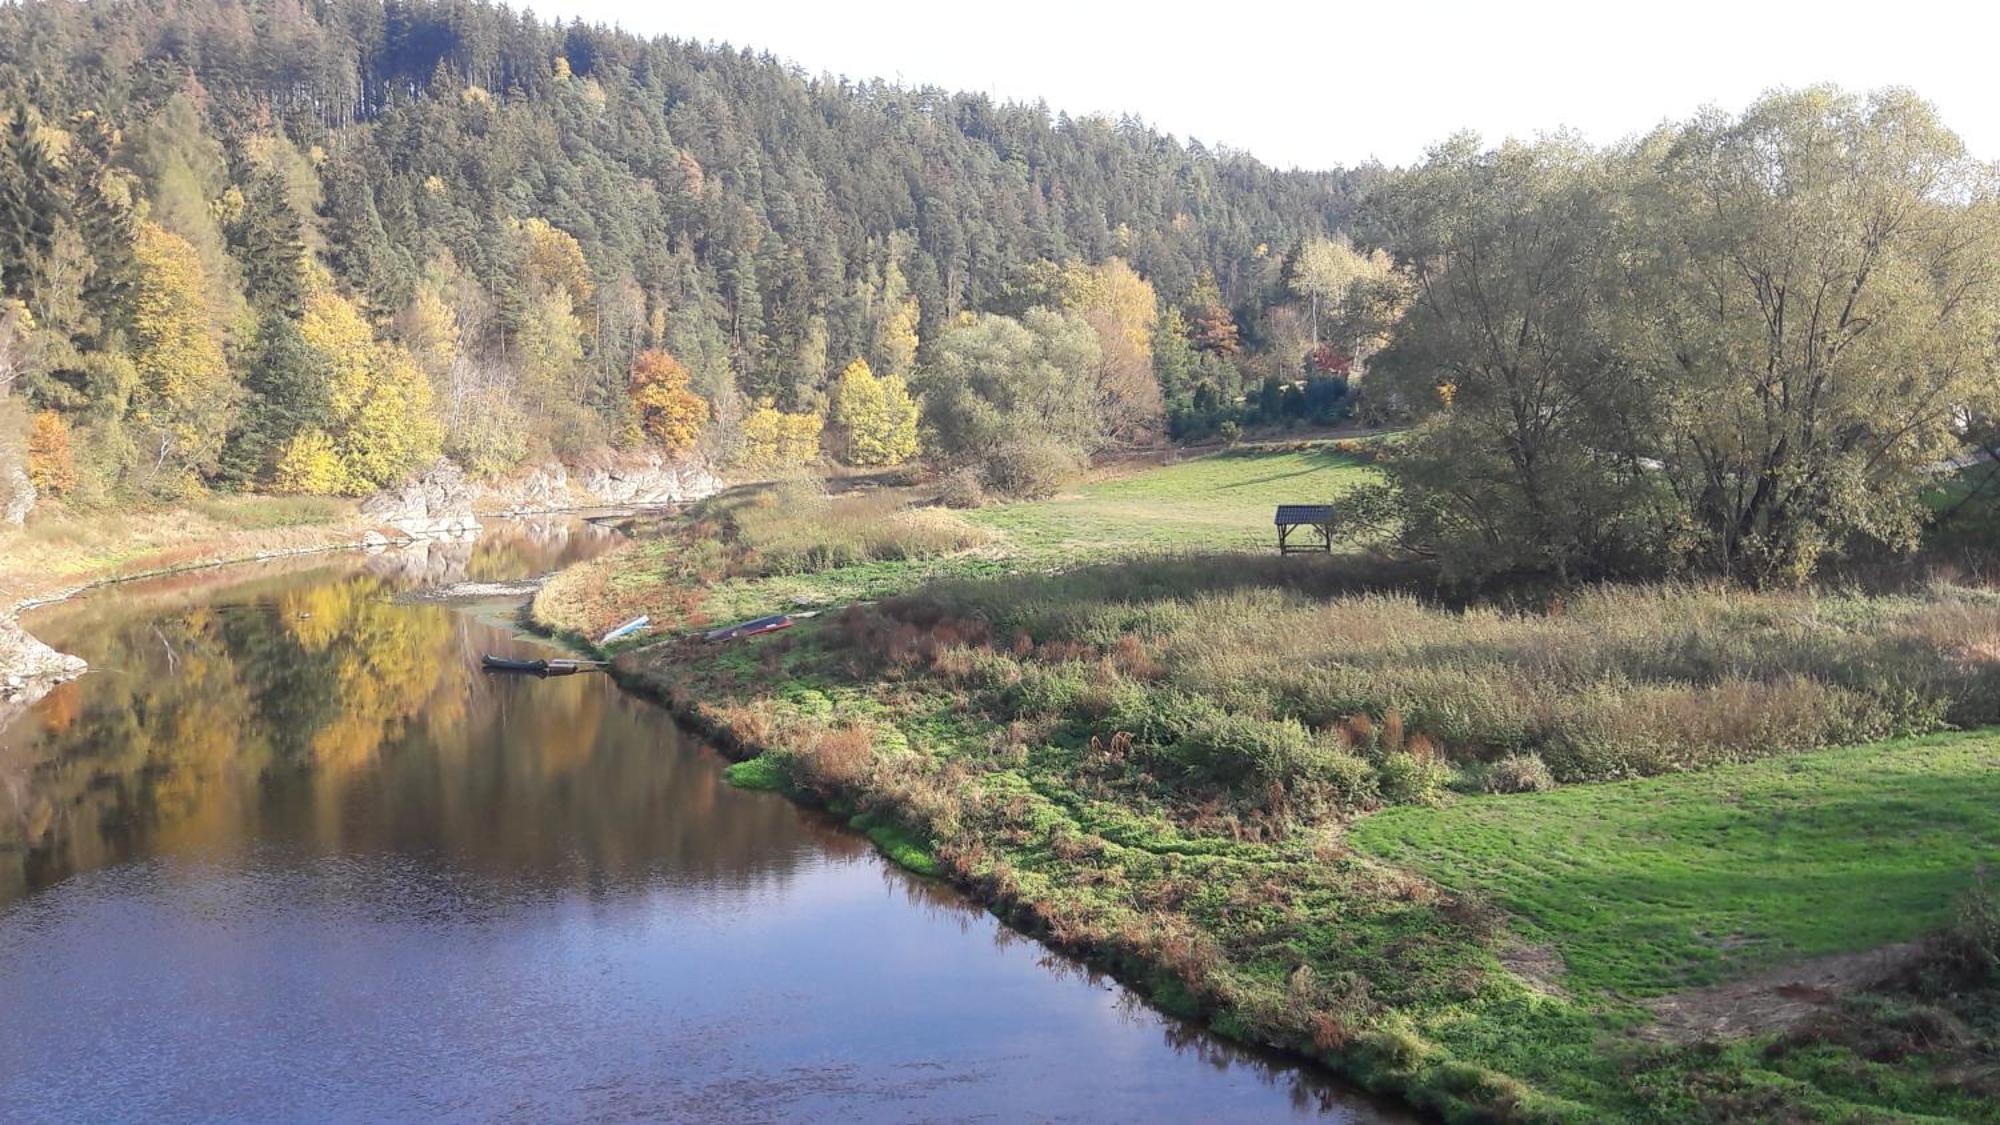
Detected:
left=0, top=0, right=1366, bottom=508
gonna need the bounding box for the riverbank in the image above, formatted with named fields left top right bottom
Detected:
left=0, top=496, right=366, bottom=613
left=536, top=446, right=2000, bottom=1122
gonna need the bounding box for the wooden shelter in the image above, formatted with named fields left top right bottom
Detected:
left=1274, top=504, right=1335, bottom=554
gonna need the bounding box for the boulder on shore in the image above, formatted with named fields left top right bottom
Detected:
left=0, top=616, right=86, bottom=695
left=361, top=458, right=482, bottom=539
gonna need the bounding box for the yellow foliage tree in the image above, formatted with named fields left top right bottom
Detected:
left=1053, top=258, right=1162, bottom=442
left=1058, top=257, right=1158, bottom=360
left=516, top=217, right=594, bottom=309
left=830, top=358, right=919, bottom=466
left=271, top=429, right=343, bottom=494
left=396, top=283, right=460, bottom=382
left=297, top=289, right=442, bottom=493
left=876, top=294, right=920, bottom=379
left=130, top=221, right=238, bottom=489
left=515, top=288, right=586, bottom=415
left=739, top=398, right=823, bottom=469
left=628, top=350, right=708, bottom=453
left=26, top=411, right=76, bottom=497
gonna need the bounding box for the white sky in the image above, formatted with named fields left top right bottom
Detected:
left=536, top=0, right=1998, bottom=170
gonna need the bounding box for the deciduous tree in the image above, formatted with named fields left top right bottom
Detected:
left=830, top=357, right=918, bottom=466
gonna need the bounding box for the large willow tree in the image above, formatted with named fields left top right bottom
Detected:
left=1361, top=88, right=2000, bottom=584
left=1637, top=89, right=2000, bottom=582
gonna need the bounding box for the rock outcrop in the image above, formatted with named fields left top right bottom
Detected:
left=475, top=453, right=721, bottom=513
left=361, top=458, right=482, bottom=539
left=0, top=616, right=86, bottom=699
left=579, top=452, right=722, bottom=507
left=478, top=460, right=573, bottom=515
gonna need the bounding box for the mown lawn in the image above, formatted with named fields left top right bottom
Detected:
left=1351, top=729, right=2000, bottom=996
left=969, top=448, right=1375, bottom=554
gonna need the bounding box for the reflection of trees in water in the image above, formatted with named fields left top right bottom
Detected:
left=463, top=518, right=620, bottom=582
left=1, top=603, right=277, bottom=902
left=0, top=535, right=819, bottom=909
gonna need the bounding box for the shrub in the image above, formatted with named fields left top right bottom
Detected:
left=936, top=465, right=987, bottom=509
left=775, top=719, right=878, bottom=799
left=1378, top=750, right=1456, bottom=806
left=979, top=435, right=1081, bottom=500
left=735, top=481, right=991, bottom=574
left=1479, top=752, right=1556, bottom=794
left=1161, top=709, right=1377, bottom=809
left=1939, top=873, right=2000, bottom=986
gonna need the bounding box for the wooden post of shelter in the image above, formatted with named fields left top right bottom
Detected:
left=1274, top=504, right=1335, bottom=554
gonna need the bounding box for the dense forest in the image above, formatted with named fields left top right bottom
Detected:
left=0, top=0, right=1372, bottom=509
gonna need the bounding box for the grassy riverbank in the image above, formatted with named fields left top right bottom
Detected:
left=531, top=446, right=1381, bottom=645
left=0, top=495, right=362, bottom=610
left=537, top=446, right=2000, bottom=1121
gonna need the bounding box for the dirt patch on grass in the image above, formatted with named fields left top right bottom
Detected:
left=1641, top=941, right=1933, bottom=1043
left=1498, top=940, right=1572, bottom=998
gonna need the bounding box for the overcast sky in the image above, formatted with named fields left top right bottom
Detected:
left=537, top=0, right=1996, bottom=170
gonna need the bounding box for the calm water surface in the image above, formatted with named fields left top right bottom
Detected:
left=0, top=521, right=1401, bottom=1123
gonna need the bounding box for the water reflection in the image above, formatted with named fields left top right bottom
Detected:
left=0, top=520, right=1401, bottom=1122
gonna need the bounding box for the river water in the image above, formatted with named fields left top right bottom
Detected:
left=0, top=520, right=1399, bottom=1123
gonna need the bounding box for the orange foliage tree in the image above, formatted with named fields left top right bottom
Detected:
left=627, top=350, right=708, bottom=453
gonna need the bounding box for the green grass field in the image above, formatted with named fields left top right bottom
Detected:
left=970, top=448, right=1374, bottom=553
left=1352, top=730, right=2000, bottom=996
left=534, top=447, right=1380, bottom=642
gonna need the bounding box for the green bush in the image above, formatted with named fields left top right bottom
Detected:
left=1941, top=874, right=2000, bottom=985
left=1008, top=663, right=1091, bottom=717
left=1378, top=751, right=1455, bottom=806
left=979, top=435, right=1082, bottom=500
left=1169, top=710, right=1377, bottom=806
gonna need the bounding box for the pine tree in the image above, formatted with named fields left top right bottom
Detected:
left=0, top=108, right=63, bottom=302
left=230, top=168, right=309, bottom=317
left=62, top=112, right=137, bottom=339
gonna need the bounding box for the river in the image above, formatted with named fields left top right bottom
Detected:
left=0, top=519, right=1400, bottom=1123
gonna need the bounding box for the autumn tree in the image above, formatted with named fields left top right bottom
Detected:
left=290, top=286, right=441, bottom=493
left=129, top=221, right=238, bottom=492
left=830, top=357, right=918, bottom=466
left=1186, top=276, right=1240, bottom=356
left=1287, top=234, right=1394, bottom=351
left=628, top=349, right=708, bottom=453
left=1052, top=259, right=1163, bottom=444
left=25, top=409, right=74, bottom=496
left=739, top=398, right=822, bottom=469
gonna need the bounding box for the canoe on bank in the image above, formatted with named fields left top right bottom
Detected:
left=480, top=654, right=606, bottom=676
left=702, top=614, right=794, bottom=643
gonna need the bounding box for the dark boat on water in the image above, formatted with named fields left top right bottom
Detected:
left=480, top=654, right=606, bottom=676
